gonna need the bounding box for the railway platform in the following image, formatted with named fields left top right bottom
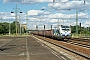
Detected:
left=0, top=36, right=70, bottom=60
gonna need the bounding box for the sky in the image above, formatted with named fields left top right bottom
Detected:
left=0, top=0, right=90, bottom=30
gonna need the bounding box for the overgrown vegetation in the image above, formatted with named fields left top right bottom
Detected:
left=71, top=25, right=90, bottom=35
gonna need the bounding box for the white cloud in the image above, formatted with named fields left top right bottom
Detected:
left=3, top=0, right=54, bottom=3
left=0, top=11, right=89, bottom=27
left=48, top=1, right=90, bottom=11
left=61, top=0, right=68, bottom=3
left=85, top=21, right=90, bottom=25
left=50, top=19, right=57, bottom=22
left=47, top=12, right=88, bottom=19
left=3, top=0, right=70, bottom=3
left=3, top=0, right=23, bottom=3
left=0, top=12, right=26, bottom=22
left=28, top=10, right=41, bottom=16
left=79, top=12, right=89, bottom=18
left=28, top=10, right=51, bottom=16
left=27, top=11, right=89, bottom=29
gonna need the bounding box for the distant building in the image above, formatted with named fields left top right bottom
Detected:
left=21, top=24, right=26, bottom=30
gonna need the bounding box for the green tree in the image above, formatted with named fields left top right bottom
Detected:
left=0, top=21, right=26, bottom=35
left=71, top=25, right=89, bottom=35
left=10, top=21, right=16, bottom=34
left=0, top=22, right=9, bottom=34
left=71, top=26, right=76, bottom=33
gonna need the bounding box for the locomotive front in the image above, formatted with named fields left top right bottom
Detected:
left=60, top=25, right=71, bottom=39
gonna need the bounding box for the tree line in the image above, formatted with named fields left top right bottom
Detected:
left=0, top=21, right=26, bottom=35
left=71, top=25, right=90, bottom=35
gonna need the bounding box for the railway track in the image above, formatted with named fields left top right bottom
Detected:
left=34, top=35, right=90, bottom=60
left=71, top=38, right=90, bottom=42
left=67, top=38, right=90, bottom=49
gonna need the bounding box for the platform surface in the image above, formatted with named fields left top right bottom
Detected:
left=0, top=36, right=69, bottom=60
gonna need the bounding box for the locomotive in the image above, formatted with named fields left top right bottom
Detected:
left=32, top=25, right=71, bottom=40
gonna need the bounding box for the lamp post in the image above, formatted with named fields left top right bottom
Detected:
left=75, top=0, right=86, bottom=37
left=11, top=4, right=23, bottom=35
left=26, top=11, right=28, bottom=35
left=19, top=15, right=21, bottom=35
left=8, top=19, right=11, bottom=36
left=76, top=10, right=78, bottom=37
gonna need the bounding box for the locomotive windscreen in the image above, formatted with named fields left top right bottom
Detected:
left=61, top=26, right=69, bottom=28
left=61, top=26, right=70, bottom=31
